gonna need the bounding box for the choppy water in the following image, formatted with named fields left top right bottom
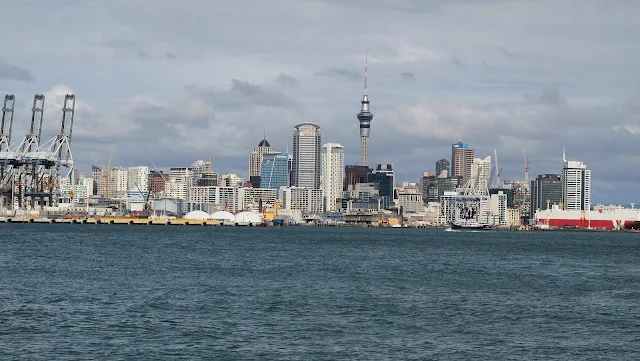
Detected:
left=1, top=225, right=639, bottom=360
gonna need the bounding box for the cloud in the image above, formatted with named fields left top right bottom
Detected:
left=538, top=84, right=566, bottom=108
left=136, top=51, right=151, bottom=59
left=314, top=68, right=361, bottom=81
left=449, top=55, right=464, bottom=67
left=274, top=73, right=300, bottom=87
left=3, top=0, right=640, bottom=203
left=0, top=59, right=36, bottom=82
left=185, top=79, right=297, bottom=110
left=401, top=72, right=416, bottom=81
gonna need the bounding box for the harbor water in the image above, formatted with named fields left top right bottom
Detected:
left=1, top=225, right=639, bottom=360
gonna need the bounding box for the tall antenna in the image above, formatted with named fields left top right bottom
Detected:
left=523, top=146, right=529, bottom=184
left=364, top=50, right=368, bottom=96
left=562, top=147, right=566, bottom=163
left=494, top=149, right=500, bottom=186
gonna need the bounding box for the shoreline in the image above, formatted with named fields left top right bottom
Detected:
left=0, top=216, right=638, bottom=232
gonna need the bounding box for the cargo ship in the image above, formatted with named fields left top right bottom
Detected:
left=534, top=205, right=640, bottom=230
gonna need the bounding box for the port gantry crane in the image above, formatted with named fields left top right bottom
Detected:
left=0, top=94, right=77, bottom=210
left=0, top=94, right=16, bottom=208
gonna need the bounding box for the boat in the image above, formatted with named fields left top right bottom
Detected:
left=450, top=219, right=492, bottom=230
left=535, top=205, right=640, bottom=230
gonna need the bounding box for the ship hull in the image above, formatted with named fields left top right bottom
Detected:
left=535, top=208, right=640, bottom=230
left=450, top=223, right=492, bottom=230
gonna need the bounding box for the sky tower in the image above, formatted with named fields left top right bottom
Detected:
left=357, top=52, right=373, bottom=167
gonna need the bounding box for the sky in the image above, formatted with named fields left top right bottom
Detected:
left=1, top=0, right=639, bottom=204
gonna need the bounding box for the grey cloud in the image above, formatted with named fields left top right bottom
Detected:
left=275, top=73, right=300, bottom=87
left=401, top=72, right=416, bottom=81
left=4, top=0, right=639, bottom=202
left=185, top=79, right=297, bottom=109
left=137, top=50, right=151, bottom=59
left=450, top=55, right=464, bottom=67
left=538, top=84, right=566, bottom=108
left=314, top=68, right=361, bottom=81
left=495, top=46, right=523, bottom=59
left=165, top=52, right=178, bottom=60
left=0, top=59, right=36, bottom=82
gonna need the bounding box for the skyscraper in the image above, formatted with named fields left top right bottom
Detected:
left=260, top=152, right=290, bottom=190
left=367, top=164, right=395, bottom=209
left=436, top=159, right=449, bottom=177
left=249, top=136, right=275, bottom=188
left=451, top=140, right=474, bottom=184
left=562, top=154, right=591, bottom=211
left=127, top=166, right=149, bottom=192
left=356, top=53, right=373, bottom=167
left=292, top=123, right=321, bottom=189
left=343, top=165, right=372, bottom=191
left=322, top=143, right=345, bottom=211
left=529, top=173, right=562, bottom=219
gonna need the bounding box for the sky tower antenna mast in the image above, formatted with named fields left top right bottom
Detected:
left=523, top=146, right=529, bottom=184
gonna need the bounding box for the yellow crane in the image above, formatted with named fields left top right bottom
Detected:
left=103, top=149, right=115, bottom=197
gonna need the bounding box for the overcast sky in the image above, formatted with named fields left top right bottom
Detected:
left=1, top=0, right=639, bottom=204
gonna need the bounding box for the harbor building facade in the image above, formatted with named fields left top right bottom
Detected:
left=292, top=123, right=321, bottom=189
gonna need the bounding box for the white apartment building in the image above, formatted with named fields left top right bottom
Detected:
left=219, top=174, right=244, bottom=187
left=127, top=166, right=149, bottom=192
left=187, top=186, right=277, bottom=213
left=164, top=167, right=193, bottom=200
left=397, top=188, right=423, bottom=213
left=490, top=191, right=507, bottom=225
left=109, top=167, right=128, bottom=198
left=321, top=143, right=344, bottom=211
left=279, top=187, right=324, bottom=214
left=562, top=159, right=591, bottom=211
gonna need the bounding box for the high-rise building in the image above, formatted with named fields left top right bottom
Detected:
left=148, top=170, right=167, bottom=197
left=109, top=166, right=128, bottom=197
left=470, top=156, right=492, bottom=195
left=562, top=157, right=591, bottom=211
left=367, top=164, right=395, bottom=209
left=249, top=137, right=275, bottom=188
left=261, top=152, right=290, bottom=190
left=164, top=167, right=193, bottom=200
left=422, top=171, right=456, bottom=203
left=451, top=141, right=474, bottom=184
left=344, top=165, right=372, bottom=191
left=292, top=123, right=321, bottom=189
left=436, top=159, right=449, bottom=177
left=356, top=53, right=373, bottom=167
left=321, top=143, right=345, bottom=211
left=127, top=166, right=149, bottom=192
left=530, top=174, right=562, bottom=219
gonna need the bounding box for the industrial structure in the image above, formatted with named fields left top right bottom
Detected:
left=356, top=53, right=373, bottom=167
left=0, top=93, right=76, bottom=210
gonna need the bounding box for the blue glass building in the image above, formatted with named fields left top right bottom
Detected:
left=261, top=153, right=290, bottom=190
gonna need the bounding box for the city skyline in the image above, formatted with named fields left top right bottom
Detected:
left=1, top=1, right=638, bottom=204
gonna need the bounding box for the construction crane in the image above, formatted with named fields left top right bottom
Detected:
left=103, top=149, right=115, bottom=197
left=523, top=146, right=529, bottom=184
